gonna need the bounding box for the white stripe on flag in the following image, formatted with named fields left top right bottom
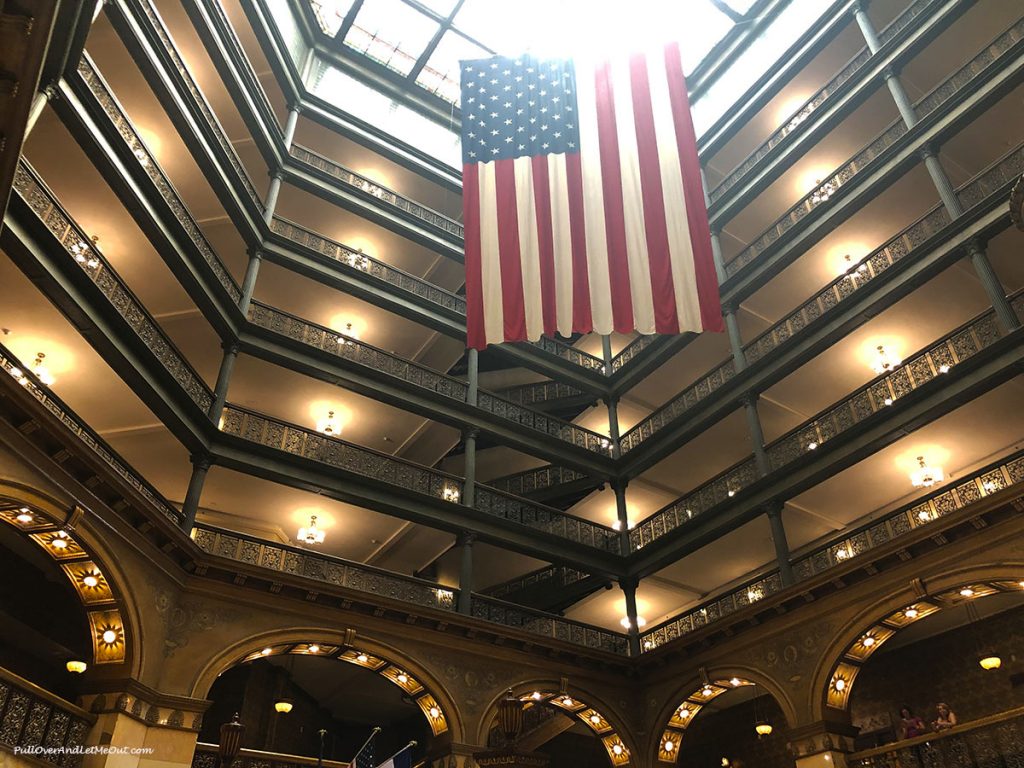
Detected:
left=477, top=162, right=505, bottom=346
left=609, top=54, right=656, bottom=334
left=646, top=49, right=703, bottom=330
left=547, top=154, right=576, bottom=337
left=574, top=59, right=614, bottom=336
left=513, top=155, right=544, bottom=341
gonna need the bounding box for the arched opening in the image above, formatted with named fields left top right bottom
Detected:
left=0, top=496, right=129, bottom=695
left=826, top=579, right=1024, bottom=751
left=481, top=685, right=632, bottom=767
left=658, top=676, right=791, bottom=768
left=199, top=640, right=453, bottom=766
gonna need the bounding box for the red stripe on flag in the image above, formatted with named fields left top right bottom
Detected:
left=565, top=153, right=593, bottom=334
left=463, top=164, right=486, bottom=349
left=629, top=53, right=681, bottom=335
left=494, top=159, right=527, bottom=342
left=663, top=42, right=724, bottom=332
left=593, top=61, right=635, bottom=334
left=531, top=156, right=558, bottom=337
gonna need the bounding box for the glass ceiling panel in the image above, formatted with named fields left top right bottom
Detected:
left=415, top=30, right=491, bottom=103
left=345, top=0, right=441, bottom=76
left=411, top=0, right=461, bottom=16
left=309, top=0, right=355, bottom=37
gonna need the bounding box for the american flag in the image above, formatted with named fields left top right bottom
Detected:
left=460, top=44, right=723, bottom=349
left=353, top=736, right=374, bottom=768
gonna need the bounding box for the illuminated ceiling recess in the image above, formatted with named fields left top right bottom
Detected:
left=306, top=0, right=758, bottom=106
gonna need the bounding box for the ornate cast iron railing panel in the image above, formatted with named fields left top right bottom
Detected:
left=193, top=743, right=350, bottom=768
left=193, top=525, right=458, bottom=611
left=12, top=161, right=214, bottom=413
left=723, top=16, right=1024, bottom=278
left=218, top=406, right=618, bottom=550
left=707, top=0, right=936, bottom=205
left=639, top=450, right=1024, bottom=651
left=497, top=380, right=589, bottom=408
left=471, top=594, right=629, bottom=655
left=121, top=0, right=265, bottom=213
left=473, top=486, right=621, bottom=553
left=848, top=707, right=1024, bottom=768
left=630, top=297, right=1013, bottom=553
left=485, top=565, right=588, bottom=599
left=0, top=345, right=184, bottom=525
left=610, top=334, right=661, bottom=372
left=486, top=465, right=589, bottom=497
left=270, top=216, right=467, bottom=313
left=619, top=141, right=1024, bottom=456
left=219, top=405, right=462, bottom=499
left=76, top=53, right=242, bottom=302
left=0, top=666, right=95, bottom=767
left=290, top=144, right=465, bottom=239
left=247, top=302, right=613, bottom=454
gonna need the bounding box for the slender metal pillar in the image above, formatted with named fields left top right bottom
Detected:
left=600, top=335, right=622, bottom=458
left=968, top=240, right=1020, bottom=332
left=620, top=578, right=642, bottom=657
left=264, top=172, right=284, bottom=225
left=282, top=105, right=301, bottom=150
left=209, top=343, right=239, bottom=421
left=920, top=146, right=963, bottom=218
left=180, top=454, right=211, bottom=532
left=463, top=348, right=479, bottom=508
left=851, top=2, right=882, bottom=53
left=613, top=480, right=630, bottom=553
left=239, top=251, right=263, bottom=314
left=456, top=532, right=475, bottom=614
left=24, top=84, right=57, bottom=138
left=743, top=394, right=771, bottom=477
left=852, top=5, right=921, bottom=128
left=724, top=307, right=746, bottom=372
left=766, top=502, right=795, bottom=586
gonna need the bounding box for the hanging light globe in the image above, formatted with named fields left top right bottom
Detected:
left=979, top=655, right=1002, bottom=670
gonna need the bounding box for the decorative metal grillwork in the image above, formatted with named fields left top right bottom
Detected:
left=638, top=450, right=1024, bottom=651
left=497, top=380, right=588, bottom=408
left=248, top=303, right=612, bottom=453
left=708, top=0, right=936, bottom=204
left=127, top=0, right=264, bottom=212
left=291, top=144, right=465, bottom=239
left=723, top=17, right=1024, bottom=278
left=0, top=346, right=183, bottom=525
left=193, top=526, right=458, bottom=610
left=485, top=565, right=589, bottom=599
left=486, top=465, right=589, bottom=497
left=610, top=334, right=661, bottom=372
left=12, top=162, right=213, bottom=413
left=471, top=594, right=629, bottom=654
left=0, top=668, right=94, bottom=767
left=473, top=486, right=621, bottom=552
left=620, top=141, right=1024, bottom=455
left=76, top=54, right=242, bottom=302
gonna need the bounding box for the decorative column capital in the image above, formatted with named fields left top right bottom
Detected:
left=965, top=237, right=987, bottom=259
left=221, top=341, right=240, bottom=355
left=456, top=531, right=477, bottom=547
left=189, top=453, right=212, bottom=471
left=917, top=142, right=939, bottom=161
left=42, top=82, right=59, bottom=101
left=463, top=427, right=480, bottom=441
left=880, top=63, right=900, bottom=82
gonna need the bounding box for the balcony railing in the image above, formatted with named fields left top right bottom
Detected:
left=631, top=293, right=1018, bottom=552
left=470, top=594, right=629, bottom=656
left=610, top=334, right=661, bottom=372
left=12, top=160, right=214, bottom=414
left=76, top=53, right=242, bottom=303
left=484, top=565, right=589, bottom=600
left=0, top=344, right=184, bottom=526
left=193, top=742, right=351, bottom=768
left=707, top=0, right=936, bottom=206
left=290, top=144, right=465, bottom=239
left=218, top=406, right=621, bottom=552
left=723, top=15, right=1024, bottom=278
left=193, top=525, right=457, bottom=611
left=497, top=380, right=589, bottom=408
left=848, top=706, right=1024, bottom=768
left=122, top=0, right=265, bottom=214
left=486, top=465, right=589, bottom=497
left=247, top=302, right=613, bottom=456
left=640, top=448, right=1024, bottom=651
left=620, top=140, right=1024, bottom=456
left=0, top=666, right=95, bottom=767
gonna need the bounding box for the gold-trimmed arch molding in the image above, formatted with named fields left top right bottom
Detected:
left=0, top=497, right=128, bottom=667
left=823, top=578, right=1024, bottom=712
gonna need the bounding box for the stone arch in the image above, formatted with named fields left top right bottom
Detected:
left=188, top=627, right=465, bottom=744
left=475, top=679, right=639, bottom=767
left=0, top=480, right=139, bottom=677
left=811, top=563, right=1024, bottom=722
left=650, top=665, right=796, bottom=764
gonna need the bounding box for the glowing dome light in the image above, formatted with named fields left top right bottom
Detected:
left=979, top=655, right=1002, bottom=670
left=66, top=660, right=87, bottom=674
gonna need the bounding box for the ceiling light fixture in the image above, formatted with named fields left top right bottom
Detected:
left=71, top=235, right=100, bottom=269
left=620, top=616, right=646, bottom=629
left=345, top=248, right=370, bottom=271
left=910, top=456, right=944, bottom=488
left=862, top=635, right=876, bottom=648
left=357, top=653, right=369, bottom=663
left=101, top=629, right=119, bottom=645
left=260, top=647, right=273, bottom=656
left=843, top=253, right=868, bottom=278
left=16, top=509, right=33, bottom=523
left=66, top=660, right=87, bottom=674
left=337, top=322, right=359, bottom=345
left=396, top=673, right=409, bottom=684
left=752, top=682, right=772, bottom=736
left=611, top=744, right=624, bottom=756
left=904, top=608, right=919, bottom=619
left=429, top=706, right=441, bottom=718
left=589, top=713, right=601, bottom=725
left=531, top=691, right=542, bottom=700
left=442, top=486, right=460, bottom=503
left=561, top=696, right=574, bottom=707
left=959, top=588, right=975, bottom=598
left=318, top=410, right=341, bottom=437
left=11, top=352, right=56, bottom=387
left=274, top=699, right=293, bottom=714
left=663, top=740, right=675, bottom=752
left=83, top=575, right=100, bottom=588
left=810, top=178, right=836, bottom=205
left=872, top=345, right=901, bottom=375
left=298, top=515, right=326, bottom=545
left=307, top=644, right=320, bottom=654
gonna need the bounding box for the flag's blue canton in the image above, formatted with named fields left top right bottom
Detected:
left=459, top=55, right=581, bottom=164
left=354, top=739, right=374, bottom=768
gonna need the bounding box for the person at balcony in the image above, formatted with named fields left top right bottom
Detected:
left=932, top=703, right=958, bottom=731
left=898, top=706, right=926, bottom=739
